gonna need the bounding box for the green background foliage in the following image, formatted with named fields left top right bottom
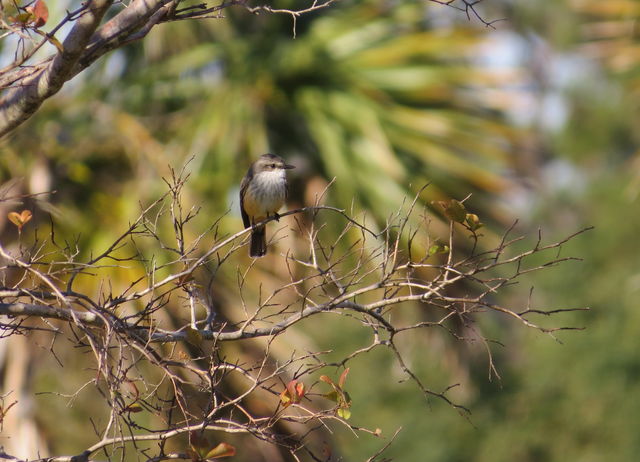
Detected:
left=2, top=0, right=640, bottom=460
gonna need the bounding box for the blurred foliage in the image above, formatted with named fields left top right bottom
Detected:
left=2, top=0, right=640, bottom=460
left=2, top=0, right=521, bottom=232
left=337, top=0, right=640, bottom=461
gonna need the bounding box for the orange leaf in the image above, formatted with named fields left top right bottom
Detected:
left=26, top=0, right=48, bottom=27
left=279, top=389, right=291, bottom=406
left=280, top=379, right=305, bottom=407
left=338, top=368, right=350, bottom=388
left=7, top=210, right=32, bottom=230
left=7, top=212, right=22, bottom=227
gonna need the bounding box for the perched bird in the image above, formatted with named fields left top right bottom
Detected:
left=240, top=153, right=295, bottom=257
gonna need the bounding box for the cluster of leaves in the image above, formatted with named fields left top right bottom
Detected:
left=279, top=379, right=306, bottom=408
left=279, top=370, right=352, bottom=420
left=2, top=0, right=49, bottom=29
left=433, top=198, right=484, bottom=233
left=320, top=369, right=352, bottom=420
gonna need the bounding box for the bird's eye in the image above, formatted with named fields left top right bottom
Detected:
left=271, top=163, right=277, bottom=168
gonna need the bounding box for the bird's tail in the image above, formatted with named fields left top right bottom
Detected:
left=250, top=225, right=267, bottom=257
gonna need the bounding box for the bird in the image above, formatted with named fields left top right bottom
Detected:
left=240, top=153, right=295, bottom=257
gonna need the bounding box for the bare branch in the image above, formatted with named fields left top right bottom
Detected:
left=0, top=172, right=587, bottom=460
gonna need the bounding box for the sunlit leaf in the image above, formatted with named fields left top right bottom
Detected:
left=337, top=407, right=351, bottom=420
left=7, top=210, right=32, bottom=231
left=125, top=403, right=143, bottom=413
left=465, top=213, right=483, bottom=231
left=0, top=401, right=17, bottom=425
left=280, top=379, right=306, bottom=407
left=429, top=242, right=449, bottom=256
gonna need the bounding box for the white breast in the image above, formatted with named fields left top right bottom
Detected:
left=248, top=169, right=287, bottom=215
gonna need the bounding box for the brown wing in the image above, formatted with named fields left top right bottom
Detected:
left=239, top=168, right=252, bottom=229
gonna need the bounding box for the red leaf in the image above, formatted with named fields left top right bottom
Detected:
left=338, top=367, right=349, bottom=388
left=280, top=379, right=306, bottom=407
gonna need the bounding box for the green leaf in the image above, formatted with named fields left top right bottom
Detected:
left=436, top=199, right=467, bottom=223
left=428, top=242, right=449, bottom=256
left=324, top=391, right=339, bottom=402
left=465, top=213, right=483, bottom=231
left=10, top=12, right=35, bottom=25
left=337, top=407, right=351, bottom=420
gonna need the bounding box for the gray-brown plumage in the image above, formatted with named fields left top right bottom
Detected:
left=240, top=153, right=295, bottom=257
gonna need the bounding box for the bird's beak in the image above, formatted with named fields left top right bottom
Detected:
left=284, top=163, right=296, bottom=170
